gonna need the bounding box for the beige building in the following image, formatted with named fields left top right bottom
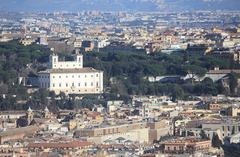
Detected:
left=38, top=51, right=103, bottom=95
left=0, top=111, right=25, bottom=120
left=202, top=120, right=240, bottom=138
left=161, top=137, right=211, bottom=154
left=237, top=27, right=240, bottom=33
left=88, top=128, right=150, bottom=144
left=0, top=126, right=39, bottom=144
left=228, top=106, right=240, bottom=117
left=20, top=37, right=35, bottom=46
left=75, top=120, right=171, bottom=144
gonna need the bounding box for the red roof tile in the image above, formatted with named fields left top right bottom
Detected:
left=28, top=141, right=92, bottom=149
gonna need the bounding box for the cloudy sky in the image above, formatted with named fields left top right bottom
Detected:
left=0, top=0, right=240, bottom=12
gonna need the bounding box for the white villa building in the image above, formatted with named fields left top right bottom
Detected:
left=38, top=52, right=103, bottom=95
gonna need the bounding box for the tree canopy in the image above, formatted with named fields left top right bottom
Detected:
left=0, top=40, right=240, bottom=110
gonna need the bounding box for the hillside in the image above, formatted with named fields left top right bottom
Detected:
left=0, top=40, right=239, bottom=111
left=1, top=0, right=240, bottom=12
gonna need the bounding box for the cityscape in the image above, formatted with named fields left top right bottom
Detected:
left=0, top=0, right=240, bottom=157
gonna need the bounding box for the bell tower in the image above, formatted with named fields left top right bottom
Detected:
left=49, top=48, right=58, bottom=69
left=44, top=106, right=51, bottom=119
left=49, top=54, right=58, bottom=69
left=27, top=107, right=34, bottom=125
left=74, top=49, right=83, bottom=68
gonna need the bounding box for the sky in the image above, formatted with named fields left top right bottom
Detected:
left=0, top=0, right=240, bottom=12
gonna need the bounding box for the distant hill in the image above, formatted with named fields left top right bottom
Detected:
left=0, top=0, right=240, bottom=12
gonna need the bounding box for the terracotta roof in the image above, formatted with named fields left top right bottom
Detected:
left=27, top=141, right=92, bottom=149
left=31, top=118, right=46, bottom=124
left=96, top=144, right=125, bottom=149
left=87, top=111, right=101, bottom=118
left=0, top=111, right=26, bottom=115
left=97, top=144, right=112, bottom=149
left=39, top=67, right=103, bottom=74
left=31, top=118, right=59, bottom=124
left=208, top=69, right=240, bottom=74
left=161, top=137, right=210, bottom=145
left=0, top=126, right=39, bottom=137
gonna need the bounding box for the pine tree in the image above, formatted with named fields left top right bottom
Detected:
left=212, top=133, right=222, bottom=148
left=200, top=130, right=208, bottom=139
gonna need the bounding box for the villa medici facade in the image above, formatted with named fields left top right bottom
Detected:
left=38, top=50, right=103, bottom=95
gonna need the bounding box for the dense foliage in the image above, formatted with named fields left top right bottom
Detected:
left=0, top=40, right=50, bottom=110
left=0, top=40, right=50, bottom=85
left=0, top=40, right=239, bottom=110
left=83, top=50, right=240, bottom=100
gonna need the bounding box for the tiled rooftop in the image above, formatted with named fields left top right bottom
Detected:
left=39, top=67, right=103, bottom=74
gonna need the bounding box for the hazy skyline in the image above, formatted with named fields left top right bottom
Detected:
left=1, top=0, right=240, bottom=12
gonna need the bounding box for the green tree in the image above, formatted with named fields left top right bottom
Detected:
left=200, top=130, right=209, bottom=139
left=184, top=65, right=207, bottom=83
left=228, top=72, right=238, bottom=95
left=212, top=133, right=222, bottom=148
left=171, top=85, right=184, bottom=101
